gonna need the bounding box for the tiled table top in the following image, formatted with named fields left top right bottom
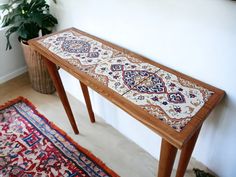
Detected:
left=38, top=29, right=215, bottom=132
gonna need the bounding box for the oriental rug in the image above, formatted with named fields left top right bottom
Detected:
left=0, top=97, right=119, bottom=177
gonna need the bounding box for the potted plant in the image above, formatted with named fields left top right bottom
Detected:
left=0, top=0, right=58, bottom=94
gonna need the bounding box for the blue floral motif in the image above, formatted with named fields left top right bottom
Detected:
left=62, top=40, right=91, bottom=53
left=174, top=107, right=182, bottom=113
left=168, top=92, right=186, bottom=103
left=138, top=95, right=145, bottom=100
left=151, top=96, right=159, bottom=101
left=87, top=52, right=99, bottom=58
left=111, top=64, right=123, bottom=71
left=123, top=71, right=166, bottom=94
left=189, top=93, right=196, bottom=98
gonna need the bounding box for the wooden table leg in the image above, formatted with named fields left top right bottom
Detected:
left=43, top=58, right=79, bottom=134
left=158, top=139, right=177, bottom=177
left=79, top=81, right=95, bottom=123
left=176, top=126, right=202, bottom=177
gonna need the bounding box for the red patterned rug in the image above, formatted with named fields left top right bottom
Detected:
left=0, top=97, right=119, bottom=177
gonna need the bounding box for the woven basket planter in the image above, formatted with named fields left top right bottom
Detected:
left=21, top=42, right=55, bottom=94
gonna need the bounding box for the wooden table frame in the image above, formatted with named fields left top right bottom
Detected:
left=29, top=28, right=225, bottom=177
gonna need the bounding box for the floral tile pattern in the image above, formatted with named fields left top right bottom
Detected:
left=84, top=57, right=160, bottom=94
left=122, top=69, right=214, bottom=132
left=39, top=30, right=160, bottom=95
left=39, top=31, right=113, bottom=69
left=38, top=29, right=214, bottom=132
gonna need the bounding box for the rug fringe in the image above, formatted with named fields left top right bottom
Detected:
left=0, top=96, right=36, bottom=110
left=0, top=96, right=119, bottom=177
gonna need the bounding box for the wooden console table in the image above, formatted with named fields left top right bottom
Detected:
left=29, top=28, right=224, bottom=177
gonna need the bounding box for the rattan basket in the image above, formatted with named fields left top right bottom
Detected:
left=21, top=42, right=55, bottom=94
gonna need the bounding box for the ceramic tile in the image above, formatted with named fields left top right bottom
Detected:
left=84, top=56, right=160, bottom=95
left=38, top=30, right=214, bottom=131
left=38, top=31, right=114, bottom=66
left=38, top=30, right=160, bottom=95
left=122, top=69, right=214, bottom=132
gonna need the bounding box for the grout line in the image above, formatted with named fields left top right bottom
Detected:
left=121, top=68, right=161, bottom=96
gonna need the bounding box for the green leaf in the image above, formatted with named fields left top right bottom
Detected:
left=2, top=0, right=58, bottom=50
left=28, top=0, right=47, bottom=13
left=17, top=22, right=40, bottom=40
left=5, top=26, right=19, bottom=50
left=193, top=168, right=215, bottom=177
left=0, top=4, right=9, bottom=10
left=2, top=11, right=22, bottom=27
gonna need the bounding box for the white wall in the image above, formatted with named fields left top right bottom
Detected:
left=0, top=27, right=26, bottom=83
left=0, top=0, right=26, bottom=83
left=50, top=0, right=236, bottom=176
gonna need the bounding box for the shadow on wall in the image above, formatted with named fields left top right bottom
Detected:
left=194, top=93, right=236, bottom=177
left=207, top=95, right=228, bottom=131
